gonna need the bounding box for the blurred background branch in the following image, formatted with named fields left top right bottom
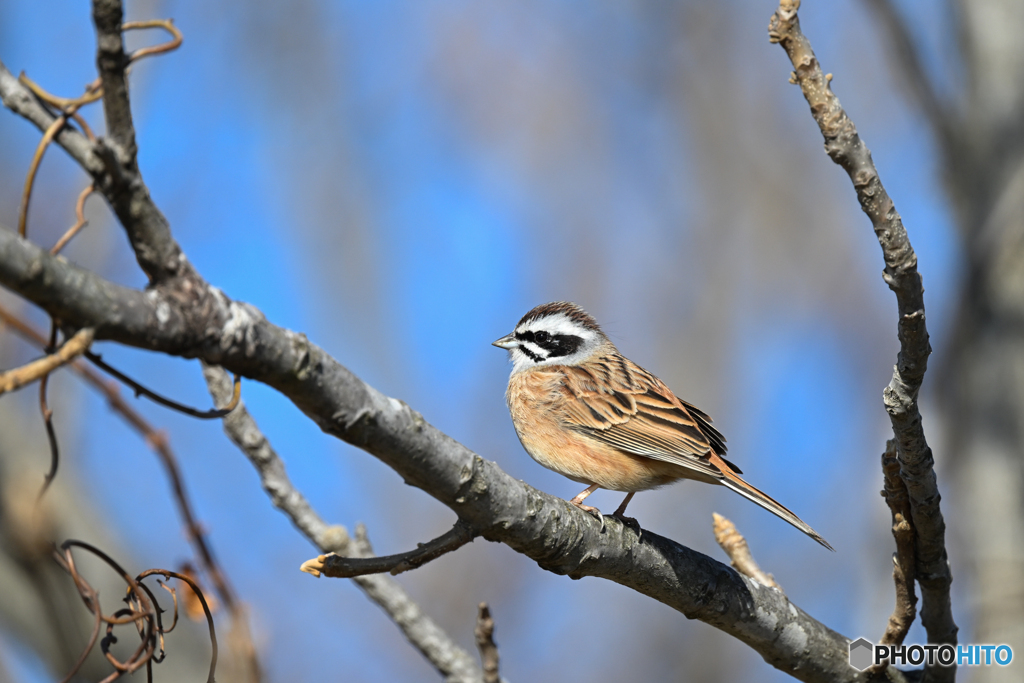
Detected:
left=0, top=0, right=1018, bottom=680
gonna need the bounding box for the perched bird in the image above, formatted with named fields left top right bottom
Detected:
left=493, top=301, right=832, bottom=550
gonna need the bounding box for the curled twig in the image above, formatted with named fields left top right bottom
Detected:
left=138, top=569, right=217, bottom=683
left=0, top=327, right=94, bottom=395
left=123, top=19, right=184, bottom=63
left=85, top=350, right=240, bottom=418
left=300, top=520, right=477, bottom=578
left=16, top=75, right=102, bottom=238
left=712, top=513, right=781, bottom=590
left=51, top=184, right=95, bottom=255
left=53, top=541, right=219, bottom=683
left=58, top=540, right=156, bottom=678
left=474, top=603, right=500, bottom=683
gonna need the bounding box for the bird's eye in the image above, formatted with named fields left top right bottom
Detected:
left=535, top=331, right=549, bottom=343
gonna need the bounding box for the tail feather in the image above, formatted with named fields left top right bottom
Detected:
left=709, top=454, right=833, bottom=551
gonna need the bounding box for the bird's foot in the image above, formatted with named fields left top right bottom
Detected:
left=612, top=512, right=642, bottom=538
left=572, top=501, right=605, bottom=532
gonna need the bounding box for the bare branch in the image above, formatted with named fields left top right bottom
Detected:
left=0, top=326, right=94, bottom=395
left=769, top=2, right=957, bottom=678
left=879, top=439, right=918, bottom=647
left=301, top=521, right=477, bottom=579
left=0, top=225, right=863, bottom=682
left=203, top=364, right=486, bottom=683
left=474, top=604, right=499, bottom=683
left=712, top=513, right=780, bottom=590
left=85, top=350, right=240, bottom=418
left=91, top=0, right=136, bottom=163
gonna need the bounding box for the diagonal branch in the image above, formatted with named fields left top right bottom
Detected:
left=1, top=223, right=875, bottom=683
left=0, top=326, right=94, bottom=395
left=769, top=3, right=956, bottom=680
left=202, top=364, right=486, bottom=683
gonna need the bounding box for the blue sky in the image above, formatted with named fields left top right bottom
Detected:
left=0, top=1, right=963, bottom=681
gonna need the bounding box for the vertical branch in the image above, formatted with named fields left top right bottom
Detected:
left=474, top=603, right=500, bottom=683
left=879, top=440, right=918, bottom=647
left=768, top=3, right=956, bottom=679
left=91, top=0, right=136, bottom=162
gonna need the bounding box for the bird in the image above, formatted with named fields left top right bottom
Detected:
left=492, top=301, right=832, bottom=550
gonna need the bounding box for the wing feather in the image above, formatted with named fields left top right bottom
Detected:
left=559, top=355, right=727, bottom=479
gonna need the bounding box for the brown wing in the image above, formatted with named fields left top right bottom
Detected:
left=558, top=354, right=729, bottom=479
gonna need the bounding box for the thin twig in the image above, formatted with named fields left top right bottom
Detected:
left=712, top=513, right=780, bottom=590
left=202, top=363, right=486, bottom=683
left=52, top=185, right=95, bottom=255
left=138, top=569, right=216, bottom=683
left=18, top=113, right=68, bottom=238
left=300, top=521, right=477, bottom=579
left=0, top=327, right=94, bottom=395
left=123, top=19, right=183, bottom=63
left=474, top=603, right=500, bottom=683
left=0, top=306, right=254, bottom=681
left=16, top=74, right=102, bottom=239
left=85, top=350, right=239, bottom=418
left=37, top=320, right=60, bottom=500
left=768, top=5, right=956, bottom=680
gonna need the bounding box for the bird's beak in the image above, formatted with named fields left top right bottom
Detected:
left=492, top=333, right=517, bottom=350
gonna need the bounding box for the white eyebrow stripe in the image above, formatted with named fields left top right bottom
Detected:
left=517, top=314, right=596, bottom=339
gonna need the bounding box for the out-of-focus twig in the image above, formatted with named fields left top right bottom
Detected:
left=0, top=305, right=256, bottom=681
left=712, top=513, right=780, bottom=590
left=51, top=185, right=95, bottom=255
left=475, top=603, right=500, bottom=683
left=15, top=74, right=101, bottom=238
left=203, top=363, right=486, bottom=683
left=54, top=540, right=218, bottom=683
left=300, top=520, right=477, bottom=579
left=123, top=19, right=183, bottom=63
left=37, top=320, right=60, bottom=500
left=0, top=326, right=94, bottom=395
left=86, top=350, right=240, bottom=418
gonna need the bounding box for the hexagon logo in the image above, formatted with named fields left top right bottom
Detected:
left=849, top=637, right=874, bottom=671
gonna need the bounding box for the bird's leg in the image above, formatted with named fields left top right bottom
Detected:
left=569, top=484, right=604, bottom=531
left=612, top=492, right=641, bottom=536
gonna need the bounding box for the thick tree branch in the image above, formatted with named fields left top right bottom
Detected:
left=0, top=224, right=883, bottom=683
left=769, top=3, right=956, bottom=680
left=202, top=365, right=486, bottom=683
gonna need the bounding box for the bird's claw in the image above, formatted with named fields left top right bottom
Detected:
left=573, top=502, right=605, bottom=532
left=612, top=512, right=642, bottom=539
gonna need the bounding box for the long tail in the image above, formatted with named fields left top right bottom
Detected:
left=709, top=453, right=833, bottom=551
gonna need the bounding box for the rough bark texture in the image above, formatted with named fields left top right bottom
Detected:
left=770, top=7, right=955, bottom=680
left=866, top=1, right=1024, bottom=677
